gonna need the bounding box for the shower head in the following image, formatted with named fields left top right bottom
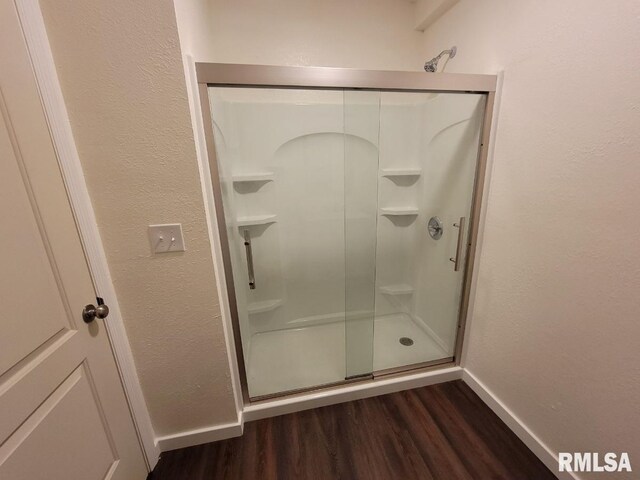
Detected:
left=424, top=46, right=457, bottom=73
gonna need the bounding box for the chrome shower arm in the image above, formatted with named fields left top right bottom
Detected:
left=424, top=46, right=457, bottom=73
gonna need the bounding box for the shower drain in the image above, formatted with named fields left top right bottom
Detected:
left=399, top=337, right=414, bottom=346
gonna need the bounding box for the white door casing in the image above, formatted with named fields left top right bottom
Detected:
left=0, top=0, right=148, bottom=478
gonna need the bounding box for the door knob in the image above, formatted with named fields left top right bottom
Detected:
left=82, top=303, right=110, bottom=323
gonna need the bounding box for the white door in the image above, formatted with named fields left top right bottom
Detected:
left=0, top=1, right=148, bottom=479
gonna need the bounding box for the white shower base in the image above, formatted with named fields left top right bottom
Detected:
left=246, top=313, right=448, bottom=398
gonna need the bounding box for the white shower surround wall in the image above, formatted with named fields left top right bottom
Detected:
left=210, top=89, right=354, bottom=348
left=378, top=92, right=484, bottom=353
left=209, top=88, right=484, bottom=396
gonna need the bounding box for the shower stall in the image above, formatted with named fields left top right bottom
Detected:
left=197, top=64, right=496, bottom=401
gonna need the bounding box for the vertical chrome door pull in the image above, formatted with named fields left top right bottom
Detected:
left=243, top=230, right=256, bottom=289
left=449, top=217, right=466, bottom=272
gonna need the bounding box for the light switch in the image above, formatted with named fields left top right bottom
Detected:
left=148, top=224, right=185, bottom=253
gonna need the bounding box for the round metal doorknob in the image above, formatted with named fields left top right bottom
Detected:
left=82, top=304, right=110, bottom=323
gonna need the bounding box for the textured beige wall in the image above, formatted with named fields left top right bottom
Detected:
left=38, top=0, right=427, bottom=440
left=175, top=0, right=425, bottom=70
left=423, top=0, right=640, bottom=472
left=39, top=0, right=238, bottom=437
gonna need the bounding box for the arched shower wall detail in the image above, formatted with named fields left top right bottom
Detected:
left=198, top=64, right=497, bottom=402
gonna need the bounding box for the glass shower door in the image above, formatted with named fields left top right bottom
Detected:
left=209, top=87, right=350, bottom=398
left=342, top=89, right=487, bottom=377
left=207, top=84, right=488, bottom=398
left=372, top=91, right=486, bottom=372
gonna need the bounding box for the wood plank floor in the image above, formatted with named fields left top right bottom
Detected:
left=150, top=380, right=557, bottom=480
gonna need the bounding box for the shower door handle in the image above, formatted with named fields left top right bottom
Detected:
left=243, top=230, right=256, bottom=289
left=449, top=217, right=466, bottom=272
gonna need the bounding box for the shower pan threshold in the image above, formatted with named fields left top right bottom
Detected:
left=246, top=312, right=450, bottom=398
left=244, top=362, right=462, bottom=421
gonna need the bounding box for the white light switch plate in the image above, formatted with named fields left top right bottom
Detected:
left=148, top=224, right=185, bottom=253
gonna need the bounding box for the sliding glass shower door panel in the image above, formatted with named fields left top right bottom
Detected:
left=208, top=85, right=488, bottom=397
left=209, top=87, right=348, bottom=398
left=372, top=91, right=486, bottom=372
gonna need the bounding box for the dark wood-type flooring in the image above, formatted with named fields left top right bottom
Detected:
left=150, top=380, right=557, bottom=479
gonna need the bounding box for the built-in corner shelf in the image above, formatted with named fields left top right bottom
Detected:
left=247, top=299, right=283, bottom=315
left=236, top=214, right=277, bottom=227
left=232, top=172, right=274, bottom=183
left=380, top=207, right=419, bottom=216
left=381, top=168, right=422, bottom=178
left=380, top=284, right=414, bottom=296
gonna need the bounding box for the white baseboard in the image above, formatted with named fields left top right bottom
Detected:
left=156, top=367, right=577, bottom=480
left=156, top=413, right=244, bottom=452
left=462, top=370, right=581, bottom=480
left=155, top=366, right=462, bottom=451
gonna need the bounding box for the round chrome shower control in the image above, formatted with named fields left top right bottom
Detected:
left=428, top=216, right=443, bottom=240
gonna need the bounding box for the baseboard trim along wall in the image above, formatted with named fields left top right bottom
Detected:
left=155, top=365, right=577, bottom=480
left=155, top=413, right=244, bottom=452
left=155, top=366, right=463, bottom=451
left=461, top=370, right=581, bottom=480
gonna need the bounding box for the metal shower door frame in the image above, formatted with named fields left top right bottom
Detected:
left=196, top=63, right=497, bottom=404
